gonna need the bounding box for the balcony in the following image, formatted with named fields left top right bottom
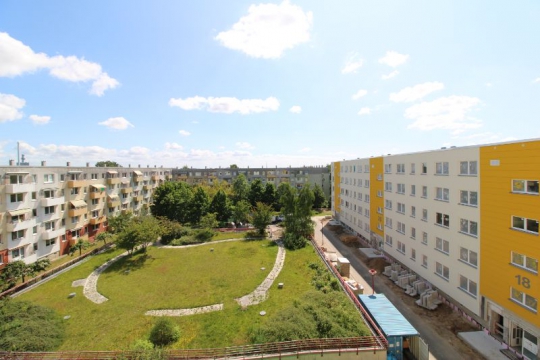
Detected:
left=90, top=191, right=106, bottom=200
left=6, top=218, right=36, bottom=232
left=134, top=195, right=144, bottom=202
left=41, top=196, right=65, bottom=207
left=121, top=209, right=131, bottom=215
left=69, top=207, right=87, bottom=217
left=143, top=184, right=152, bottom=191
left=5, top=183, right=36, bottom=194
left=89, top=215, right=107, bottom=225
left=107, top=198, right=121, bottom=207
left=121, top=187, right=133, bottom=194
left=41, top=211, right=61, bottom=222
left=107, top=178, right=120, bottom=185
left=166, top=175, right=172, bottom=180
left=68, top=180, right=86, bottom=188
left=41, top=228, right=65, bottom=240
left=151, top=175, right=161, bottom=181
left=9, top=236, right=32, bottom=249
left=133, top=176, right=143, bottom=183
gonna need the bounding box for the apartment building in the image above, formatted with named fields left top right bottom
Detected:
left=332, top=139, right=539, bottom=360
left=0, top=162, right=172, bottom=268
left=173, top=166, right=331, bottom=199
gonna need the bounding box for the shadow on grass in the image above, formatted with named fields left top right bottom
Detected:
left=101, top=249, right=155, bottom=275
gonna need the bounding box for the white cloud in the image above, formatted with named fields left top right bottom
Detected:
left=169, top=96, right=279, bottom=114
left=299, top=147, right=311, bottom=153
left=178, top=130, right=191, bottom=136
left=352, top=89, right=368, bottom=100
left=289, top=105, right=302, bottom=113
left=164, top=142, right=184, bottom=150
left=98, top=117, right=134, bottom=130
left=379, top=51, right=409, bottom=67
left=236, top=142, right=255, bottom=150
left=534, top=78, right=540, bottom=84
left=404, top=95, right=482, bottom=134
left=451, top=132, right=517, bottom=144
left=215, top=1, right=312, bottom=59
left=0, top=32, right=119, bottom=96
left=0, top=93, right=25, bottom=122
left=485, top=82, right=492, bottom=87
left=341, top=53, right=364, bottom=74
left=358, top=107, right=371, bottom=116
left=381, top=70, right=399, bottom=80
left=29, top=114, right=50, bottom=125
left=389, top=82, right=444, bottom=103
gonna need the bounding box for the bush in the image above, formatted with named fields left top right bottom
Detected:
left=149, top=317, right=180, bottom=347
left=282, top=233, right=307, bottom=250
left=193, top=228, right=215, bottom=242
left=0, top=299, right=65, bottom=351
left=161, top=222, right=191, bottom=245
left=130, top=339, right=154, bottom=350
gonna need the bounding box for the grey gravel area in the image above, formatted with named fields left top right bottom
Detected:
left=71, top=279, right=86, bottom=287
left=145, top=304, right=224, bottom=316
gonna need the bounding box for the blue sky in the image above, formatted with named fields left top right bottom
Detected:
left=1, top=1, right=539, bottom=168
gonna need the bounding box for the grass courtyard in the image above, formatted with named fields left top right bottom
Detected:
left=16, top=238, right=368, bottom=351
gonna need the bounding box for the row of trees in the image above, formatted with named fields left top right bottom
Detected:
left=151, top=174, right=326, bottom=226
left=0, top=258, right=51, bottom=291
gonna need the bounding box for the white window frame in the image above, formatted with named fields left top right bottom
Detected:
left=397, top=221, right=406, bottom=234
left=385, top=199, right=393, bottom=210
left=511, top=252, right=538, bottom=273
left=397, top=202, right=405, bottom=214
left=411, top=227, right=416, bottom=239
left=397, top=183, right=405, bottom=194
left=436, top=212, right=450, bottom=228
left=459, top=247, right=478, bottom=267
left=512, top=179, right=539, bottom=195
left=460, top=190, right=478, bottom=206
left=460, top=219, right=478, bottom=236
left=385, top=182, right=393, bottom=192
left=459, top=275, right=477, bottom=297
left=435, top=162, right=449, bottom=175
left=397, top=241, right=406, bottom=254
left=385, top=217, right=393, bottom=229
left=435, top=187, right=450, bottom=202
left=435, top=262, right=450, bottom=280
left=460, top=161, right=478, bottom=176
left=410, top=185, right=416, bottom=196
left=511, top=216, right=539, bottom=234
left=397, top=164, right=405, bottom=174
left=385, top=234, right=393, bottom=247
left=435, top=237, right=450, bottom=254
left=510, top=287, right=537, bottom=312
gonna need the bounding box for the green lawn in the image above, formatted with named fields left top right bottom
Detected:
left=16, top=239, right=365, bottom=351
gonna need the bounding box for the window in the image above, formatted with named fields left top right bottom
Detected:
left=10, top=193, right=23, bottom=203
left=397, top=241, right=406, bottom=254
left=422, top=209, right=428, bottom=221
left=435, top=237, right=449, bottom=254
left=92, top=198, right=99, bottom=205
left=436, top=212, right=450, bottom=228
left=436, top=262, right=450, bottom=280
left=44, top=206, right=55, bottom=215
left=385, top=234, right=393, bottom=247
left=385, top=217, right=393, bottom=229
left=411, top=185, right=416, bottom=196
left=411, top=248, right=416, bottom=260
left=44, top=174, right=54, bottom=183
left=43, top=189, right=54, bottom=198
left=435, top=162, right=449, bottom=175
left=11, top=230, right=24, bottom=240
left=460, top=219, right=478, bottom=236
left=385, top=182, right=392, bottom=192
left=91, top=210, right=99, bottom=218
left=91, top=173, right=98, bottom=180
left=460, top=247, right=478, bottom=267
left=397, top=183, right=405, bottom=194
left=511, top=252, right=538, bottom=273
left=365, top=194, right=370, bottom=203
left=411, top=206, right=416, bottom=218
left=377, top=190, right=383, bottom=198
left=460, top=190, right=478, bottom=206
left=364, top=164, right=369, bottom=173
left=71, top=216, right=80, bottom=224
left=11, top=247, right=24, bottom=259
left=397, top=202, right=405, bottom=214
left=410, top=163, right=416, bottom=174
left=512, top=180, right=539, bottom=194
left=377, top=206, right=383, bottom=214
left=385, top=200, right=393, bottom=210
left=71, top=187, right=79, bottom=195
left=31, top=192, right=36, bottom=200
left=358, top=193, right=363, bottom=201
left=422, top=232, right=428, bottom=245
left=422, top=255, right=428, bottom=268
left=9, top=174, right=24, bottom=184
left=460, top=161, right=478, bottom=176
left=0, top=253, right=3, bottom=265
left=45, top=221, right=55, bottom=231
left=60, top=174, right=65, bottom=182
left=512, top=216, right=539, bottom=234
left=411, top=227, right=416, bottom=239
left=421, top=163, right=427, bottom=174
left=422, top=186, right=427, bottom=198
left=46, top=238, right=56, bottom=247
left=364, top=179, right=370, bottom=188
left=459, top=276, right=477, bottom=297
left=32, top=226, right=37, bottom=235
left=435, top=187, right=450, bottom=201
left=33, top=209, right=37, bottom=217
left=397, top=164, right=405, bottom=174
left=364, top=209, right=370, bottom=218
left=397, top=222, right=406, bottom=234
left=385, top=164, right=392, bottom=174
left=511, top=288, right=537, bottom=312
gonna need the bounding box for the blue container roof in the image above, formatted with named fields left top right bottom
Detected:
left=359, top=294, right=419, bottom=337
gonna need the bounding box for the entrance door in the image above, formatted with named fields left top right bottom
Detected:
left=522, top=330, right=538, bottom=360
left=511, top=325, right=523, bottom=347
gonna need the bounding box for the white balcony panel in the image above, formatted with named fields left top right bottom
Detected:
left=40, top=196, right=65, bottom=207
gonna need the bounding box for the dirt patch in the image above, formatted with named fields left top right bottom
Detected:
left=339, top=234, right=361, bottom=247
left=366, top=257, right=389, bottom=273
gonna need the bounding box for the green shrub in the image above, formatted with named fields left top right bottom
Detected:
left=193, top=228, right=215, bottom=242
left=282, top=233, right=307, bottom=250
left=149, top=317, right=180, bottom=347
left=130, top=339, right=154, bottom=350
left=161, top=223, right=191, bottom=245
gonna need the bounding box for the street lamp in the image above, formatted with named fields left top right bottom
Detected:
left=369, top=268, right=377, bottom=295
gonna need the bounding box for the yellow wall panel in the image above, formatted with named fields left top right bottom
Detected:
left=370, top=157, right=384, bottom=239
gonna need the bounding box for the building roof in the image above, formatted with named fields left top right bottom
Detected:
left=358, top=294, right=419, bottom=337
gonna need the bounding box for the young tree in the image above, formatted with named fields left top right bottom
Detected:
left=200, top=212, right=219, bottom=229
left=232, top=200, right=251, bottom=225
left=117, top=216, right=163, bottom=254
left=151, top=181, right=194, bottom=223
left=209, top=189, right=231, bottom=222
left=107, top=212, right=133, bottom=234
left=189, top=186, right=210, bottom=224
left=312, top=184, right=327, bottom=209
left=231, top=174, right=250, bottom=204
left=95, top=160, right=121, bottom=167
left=149, top=317, right=180, bottom=347
left=252, top=202, right=273, bottom=236
left=280, top=184, right=314, bottom=249
left=69, top=239, right=91, bottom=257
left=248, top=179, right=265, bottom=206
left=0, top=261, right=26, bottom=289
left=262, top=182, right=277, bottom=207
left=96, top=232, right=113, bottom=245
left=275, top=182, right=290, bottom=211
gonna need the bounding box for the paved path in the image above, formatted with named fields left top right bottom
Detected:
left=312, top=216, right=471, bottom=360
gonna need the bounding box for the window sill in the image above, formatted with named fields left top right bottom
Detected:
left=510, top=191, right=539, bottom=196
left=385, top=243, right=393, bottom=248
left=457, top=287, right=477, bottom=299
left=410, top=257, right=416, bottom=261
left=509, top=262, right=538, bottom=275
left=458, top=259, right=478, bottom=269
left=458, top=231, right=478, bottom=238
left=421, top=196, right=427, bottom=199
left=510, top=227, right=539, bottom=236
left=397, top=249, right=406, bottom=255
left=396, top=230, right=405, bottom=235
left=509, top=298, right=537, bottom=314
left=435, top=248, right=450, bottom=256
left=421, top=241, right=428, bottom=246
left=434, top=273, right=450, bottom=282
left=434, top=198, right=450, bottom=203
left=397, top=211, right=405, bottom=215
left=434, top=174, right=449, bottom=176
left=458, top=202, right=478, bottom=208
left=410, top=237, right=416, bottom=241
left=421, top=218, right=428, bottom=222
left=421, top=264, right=428, bottom=269
left=458, top=174, right=478, bottom=177
left=435, top=223, right=450, bottom=229
left=410, top=215, right=416, bottom=219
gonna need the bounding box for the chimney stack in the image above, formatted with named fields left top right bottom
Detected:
left=67, top=162, right=71, bottom=167
left=9, top=159, right=14, bottom=166
left=41, top=161, right=47, bottom=166
left=86, top=162, right=90, bottom=167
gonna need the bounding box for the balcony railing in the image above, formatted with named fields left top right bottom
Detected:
left=5, top=183, right=36, bottom=194
left=89, top=215, right=107, bottom=225
left=6, top=218, right=36, bottom=232
left=107, top=178, right=120, bottom=185
left=68, top=207, right=87, bottom=217
left=67, top=180, right=86, bottom=188
left=40, top=196, right=65, bottom=207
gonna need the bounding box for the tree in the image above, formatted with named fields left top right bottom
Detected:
left=151, top=181, right=194, bottom=223
left=0, top=261, right=26, bottom=289
left=0, top=299, right=65, bottom=351
left=230, top=164, right=239, bottom=169
left=117, top=216, right=163, bottom=254
left=280, top=184, right=314, bottom=249
left=189, top=186, right=210, bottom=224
left=312, top=184, right=327, bottom=209
left=107, top=212, right=133, bottom=234
left=95, top=160, right=121, bottom=167
left=149, top=317, right=180, bottom=347
left=232, top=200, right=251, bottom=225
left=200, top=212, right=219, bottom=229
left=209, top=189, right=231, bottom=222
left=262, top=182, right=276, bottom=207
left=69, top=239, right=91, bottom=257
left=231, top=174, right=250, bottom=204
left=248, top=179, right=265, bottom=206
left=252, top=202, right=273, bottom=236
left=29, top=258, right=51, bottom=275
left=96, top=232, right=113, bottom=245
left=275, top=182, right=290, bottom=211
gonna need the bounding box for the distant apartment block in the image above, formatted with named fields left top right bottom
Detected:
left=172, top=166, right=331, bottom=199
left=332, top=139, right=539, bottom=360
left=0, top=162, right=172, bottom=267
